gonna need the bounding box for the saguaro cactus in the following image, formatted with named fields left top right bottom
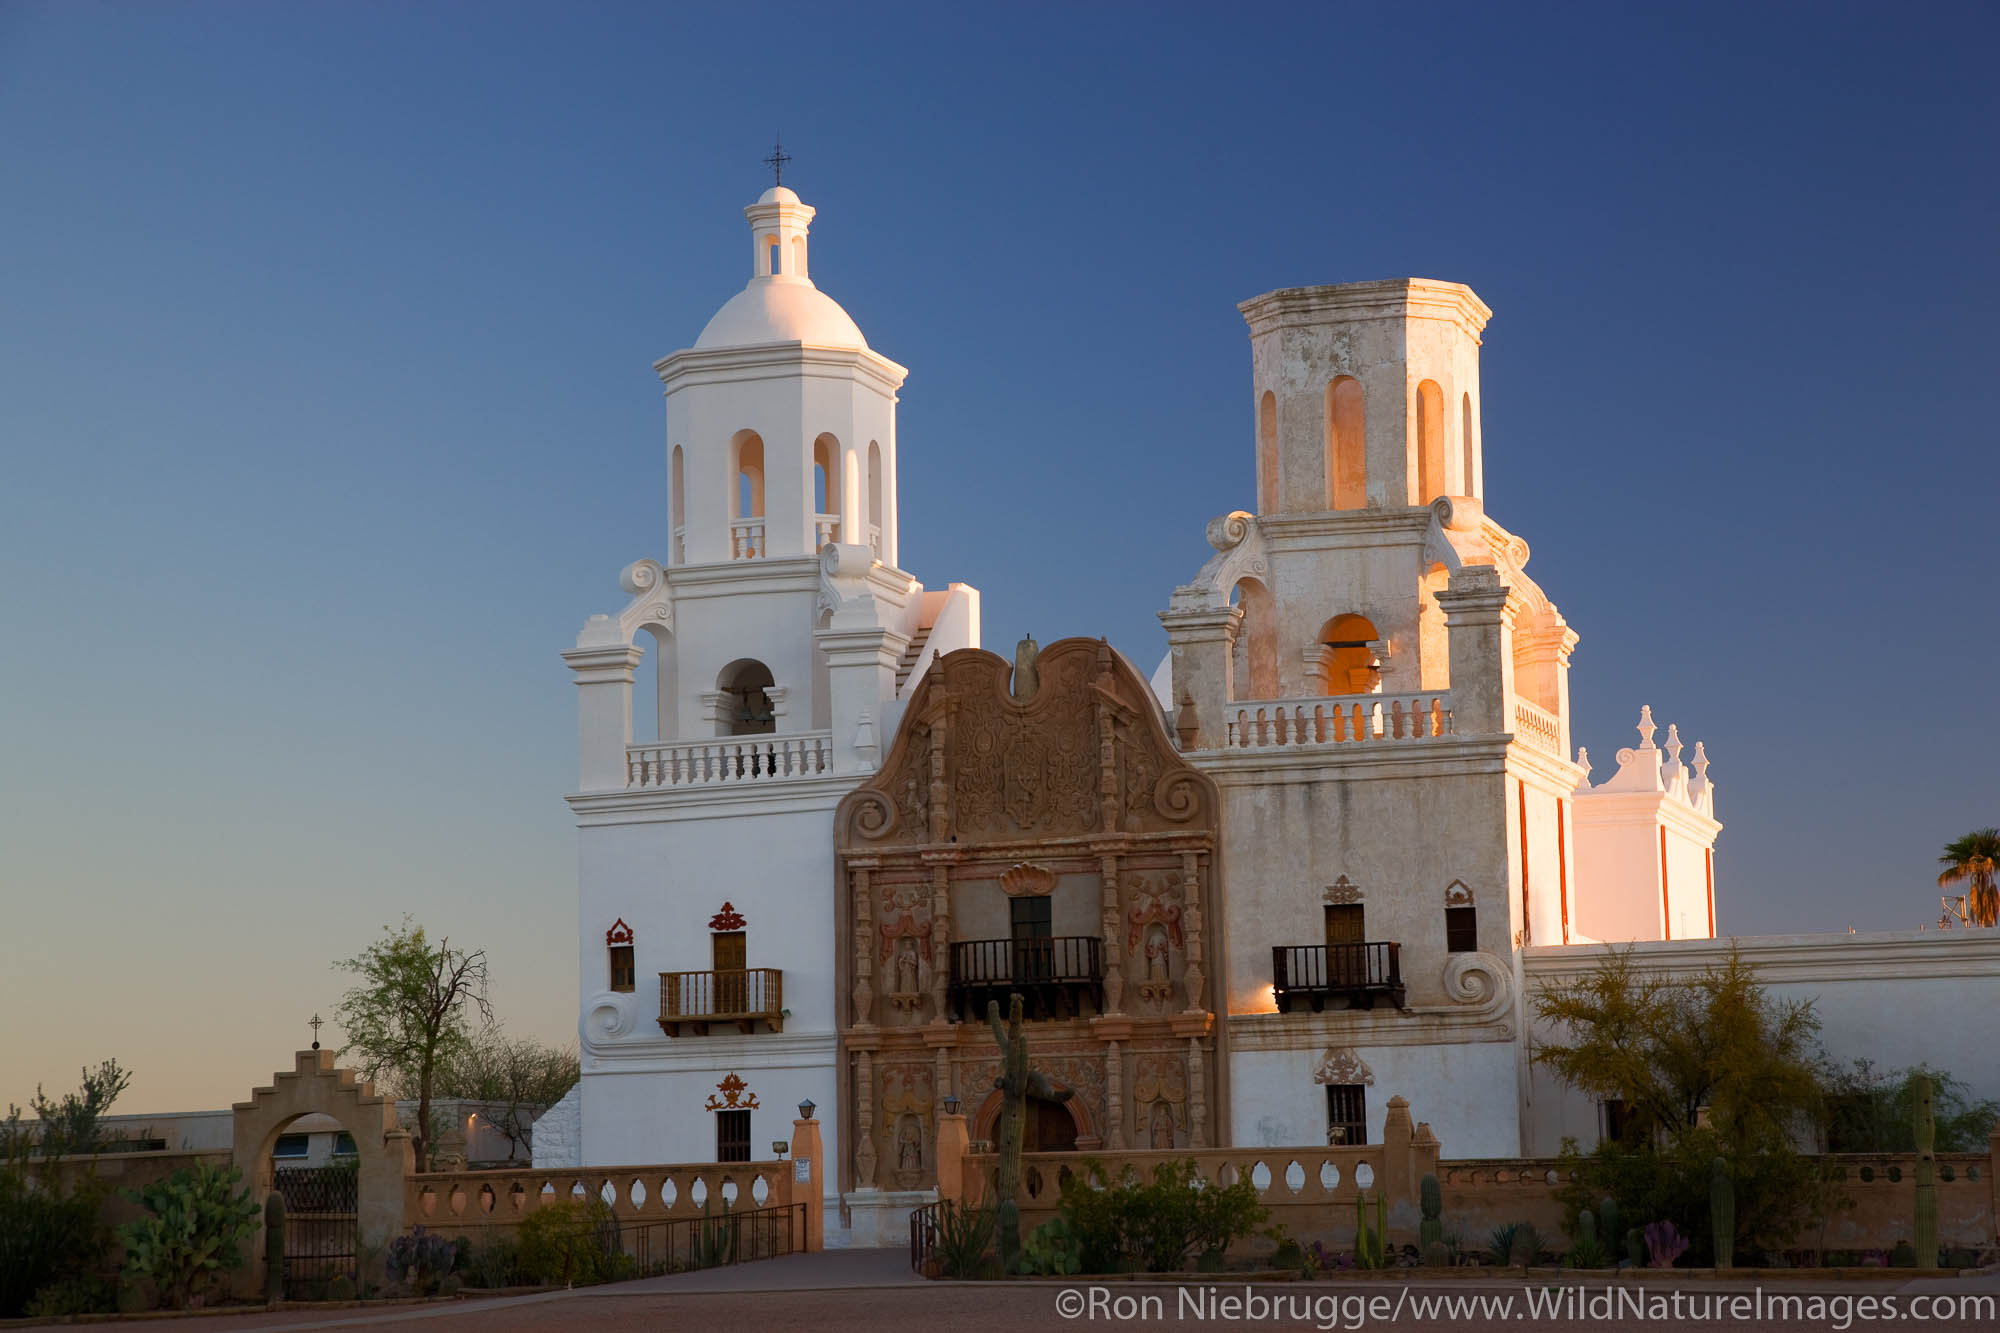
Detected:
left=1709, top=1157, right=1734, bottom=1268
left=988, top=994, right=1071, bottom=1274
left=1914, top=1073, right=1937, bottom=1268
left=263, top=1192, right=285, bottom=1303
left=1418, top=1172, right=1443, bottom=1252
left=1353, top=1191, right=1388, bottom=1268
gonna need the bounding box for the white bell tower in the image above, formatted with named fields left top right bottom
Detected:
left=557, top=179, right=979, bottom=1189
left=663, top=184, right=901, bottom=571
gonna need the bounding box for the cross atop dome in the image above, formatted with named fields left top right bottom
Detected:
left=763, top=136, right=791, bottom=187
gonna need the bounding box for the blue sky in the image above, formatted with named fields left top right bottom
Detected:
left=3, top=2, right=1994, bottom=1112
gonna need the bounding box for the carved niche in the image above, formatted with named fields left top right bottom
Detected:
left=1132, top=1052, right=1188, bottom=1149
left=1125, top=870, right=1184, bottom=1008
left=880, top=1062, right=935, bottom=1189
left=877, top=881, right=933, bottom=1020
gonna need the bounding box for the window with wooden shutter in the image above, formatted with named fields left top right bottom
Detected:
left=1445, top=905, right=1477, bottom=953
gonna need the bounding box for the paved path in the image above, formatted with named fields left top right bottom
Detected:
left=61, top=1254, right=2000, bottom=1333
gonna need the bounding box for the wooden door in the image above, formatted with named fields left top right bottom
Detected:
left=1024, top=1096, right=1076, bottom=1153
left=1325, top=905, right=1364, bottom=986
left=713, top=932, right=748, bottom=1014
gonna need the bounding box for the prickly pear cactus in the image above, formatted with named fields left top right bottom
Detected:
left=1914, top=1073, right=1937, bottom=1268
left=1710, top=1157, right=1734, bottom=1269
left=988, top=994, right=1071, bottom=1274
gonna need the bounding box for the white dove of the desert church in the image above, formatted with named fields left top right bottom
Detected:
left=533, top=182, right=1999, bottom=1247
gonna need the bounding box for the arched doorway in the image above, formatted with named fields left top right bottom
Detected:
left=972, top=1084, right=1091, bottom=1154
left=265, top=1113, right=359, bottom=1298
left=232, top=1050, right=414, bottom=1299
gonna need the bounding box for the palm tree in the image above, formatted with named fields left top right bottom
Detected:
left=1938, top=829, right=2000, bottom=928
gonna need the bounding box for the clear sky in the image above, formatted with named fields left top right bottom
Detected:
left=3, top=2, right=1995, bottom=1115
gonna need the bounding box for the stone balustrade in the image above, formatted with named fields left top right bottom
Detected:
left=814, top=513, right=840, bottom=547
left=405, top=1160, right=794, bottom=1237
left=1222, top=692, right=1455, bottom=750
left=729, top=518, right=765, bottom=559
left=1512, top=698, right=1562, bottom=756
left=627, top=732, right=834, bottom=788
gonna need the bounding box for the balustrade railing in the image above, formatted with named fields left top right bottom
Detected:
left=407, top=1161, right=793, bottom=1235
left=1222, top=693, right=1453, bottom=750
left=626, top=732, right=833, bottom=788
left=868, top=523, right=882, bottom=558
left=1512, top=698, right=1562, bottom=756
left=730, top=518, right=765, bottom=559
left=814, top=513, right=841, bottom=547
left=660, top=968, right=784, bottom=1035
left=672, top=524, right=686, bottom=565
left=1271, top=942, right=1404, bottom=1012
left=947, top=936, right=1103, bottom=1020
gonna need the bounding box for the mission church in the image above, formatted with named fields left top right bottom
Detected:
left=534, top=179, right=1995, bottom=1246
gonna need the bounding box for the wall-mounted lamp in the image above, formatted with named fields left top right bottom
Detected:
left=942, top=1094, right=962, bottom=1116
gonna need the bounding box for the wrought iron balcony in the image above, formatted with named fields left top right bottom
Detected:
left=1271, top=942, right=1405, bottom=1013
left=658, top=968, right=784, bottom=1036
left=947, top=937, right=1103, bottom=1022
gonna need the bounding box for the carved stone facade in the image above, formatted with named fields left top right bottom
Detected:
left=834, top=638, right=1224, bottom=1192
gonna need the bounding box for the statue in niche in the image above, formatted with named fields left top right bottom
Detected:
left=894, top=937, right=921, bottom=995
left=1149, top=1101, right=1175, bottom=1149
left=894, top=1113, right=924, bottom=1188
left=1137, top=923, right=1175, bottom=1007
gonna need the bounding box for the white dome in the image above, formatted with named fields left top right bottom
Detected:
left=694, top=278, right=868, bottom=350
left=758, top=185, right=801, bottom=205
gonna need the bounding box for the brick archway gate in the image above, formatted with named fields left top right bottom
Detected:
left=232, top=1050, right=415, bottom=1298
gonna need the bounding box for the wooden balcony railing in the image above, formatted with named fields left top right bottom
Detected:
left=658, top=968, right=784, bottom=1036
left=1271, top=942, right=1405, bottom=1013
left=947, top=937, right=1103, bottom=1021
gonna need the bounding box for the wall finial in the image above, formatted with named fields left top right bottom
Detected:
left=1635, top=704, right=1657, bottom=750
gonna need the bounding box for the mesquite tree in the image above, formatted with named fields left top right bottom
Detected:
left=333, top=918, right=491, bottom=1171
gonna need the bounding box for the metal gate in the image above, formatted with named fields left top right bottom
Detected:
left=273, top=1164, right=358, bottom=1297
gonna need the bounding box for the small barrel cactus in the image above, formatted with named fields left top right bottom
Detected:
left=1578, top=1209, right=1597, bottom=1246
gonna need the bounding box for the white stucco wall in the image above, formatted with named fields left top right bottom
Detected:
left=1522, top=931, right=2000, bottom=1155
left=1230, top=1040, right=1521, bottom=1159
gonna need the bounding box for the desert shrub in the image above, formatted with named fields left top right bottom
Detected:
left=0, top=1062, right=130, bottom=1318
left=117, top=1159, right=259, bottom=1309
left=1053, top=1158, right=1267, bottom=1274
left=459, top=1234, right=531, bottom=1288
left=515, top=1199, right=627, bottom=1286
left=932, top=1198, right=999, bottom=1279
left=385, top=1225, right=458, bottom=1294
